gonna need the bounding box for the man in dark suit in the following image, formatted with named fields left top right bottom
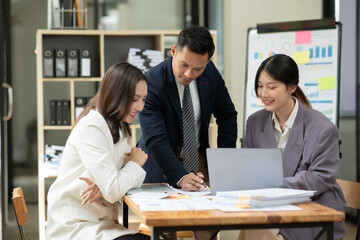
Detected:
left=137, top=26, right=237, bottom=192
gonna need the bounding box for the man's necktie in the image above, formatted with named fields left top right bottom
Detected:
left=182, top=84, right=199, bottom=172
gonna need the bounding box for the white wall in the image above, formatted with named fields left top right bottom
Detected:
left=223, top=0, right=322, bottom=143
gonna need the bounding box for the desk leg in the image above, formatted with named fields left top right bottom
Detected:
left=150, top=226, right=161, bottom=240
left=122, top=201, right=128, bottom=229
left=326, top=222, right=334, bottom=240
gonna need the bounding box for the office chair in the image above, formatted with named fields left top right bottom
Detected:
left=12, top=187, right=27, bottom=240
left=337, top=179, right=360, bottom=240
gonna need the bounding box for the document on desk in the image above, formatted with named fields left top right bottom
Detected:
left=132, top=197, right=217, bottom=211
left=167, top=184, right=211, bottom=196
left=213, top=188, right=315, bottom=211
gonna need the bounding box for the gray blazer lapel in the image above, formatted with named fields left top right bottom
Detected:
left=259, top=113, right=277, bottom=148
left=282, top=104, right=305, bottom=177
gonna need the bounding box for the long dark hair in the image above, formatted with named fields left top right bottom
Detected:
left=255, top=54, right=311, bottom=108
left=73, top=62, right=147, bottom=143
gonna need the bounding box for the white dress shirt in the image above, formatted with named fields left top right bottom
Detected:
left=272, top=98, right=299, bottom=152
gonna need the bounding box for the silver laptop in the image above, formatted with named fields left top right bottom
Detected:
left=207, top=148, right=284, bottom=195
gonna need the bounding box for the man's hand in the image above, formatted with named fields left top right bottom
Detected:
left=79, top=177, right=103, bottom=205
left=178, top=172, right=205, bottom=191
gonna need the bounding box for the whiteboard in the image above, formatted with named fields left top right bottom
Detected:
left=244, top=23, right=341, bottom=128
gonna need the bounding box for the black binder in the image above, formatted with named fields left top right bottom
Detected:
left=43, top=49, right=54, bottom=77
left=55, top=49, right=66, bottom=77
left=80, top=49, right=91, bottom=77
left=67, top=49, right=79, bottom=77
left=75, top=97, right=86, bottom=119
left=62, top=100, right=70, bottom=125
left=56, top=100, right=62, bottom=125
left=50, top=100, right=57, bottom=125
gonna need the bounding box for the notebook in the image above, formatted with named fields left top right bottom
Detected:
left=206, top=148, right=284, bottom=195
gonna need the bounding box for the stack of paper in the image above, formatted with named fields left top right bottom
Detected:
left=127, top=48, right=163, bottom=73
left=213, top=188, right=315, bottom=211
left=248, top=188, right=315, bottom=208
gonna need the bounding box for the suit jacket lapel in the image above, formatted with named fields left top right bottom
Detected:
left=196, top=75, right=209, bottom=126
left=282, top=103, right=305, bottom=178
left=259, top=113, right=277, bottom=148
left=164, top=57, right=182, bottom=123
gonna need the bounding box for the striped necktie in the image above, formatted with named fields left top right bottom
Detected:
left=182, top=84, right=199, bottom=172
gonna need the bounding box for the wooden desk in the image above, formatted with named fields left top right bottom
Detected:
left=123, top=193, right=344, bottom=240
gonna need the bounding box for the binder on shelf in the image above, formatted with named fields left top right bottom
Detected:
left=56, top=100, right=62, bottom=125
left=75, top=97, right=86, bottom=119
left=80, top=49, right=91, bottom=77
left=55, top=49, right=66, bottom=77
left=50, top=100, right=57, bottom=125
left=43, top=49, right=54, bottom=77
left=67, top=49, right=79, bottom=77
left=62, top=100, right=70, bottom=125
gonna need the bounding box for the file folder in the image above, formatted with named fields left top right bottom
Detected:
left=75, top=97, right=86, bottom=119
left=61, top=99, right=70, bottom=125
left=56, top=100, right=62, bottom=125
left=80, top=49, right=91, bottom=77
left=50, top=100, right=57, bottom=125
left=55, top=49, right=66, bottom=77
left=43, top=49, right=54, bottom=77
left=67, top=49, right=79, bottom=77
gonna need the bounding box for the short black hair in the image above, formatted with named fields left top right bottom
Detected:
left=176, top=25, right=215, bottom=60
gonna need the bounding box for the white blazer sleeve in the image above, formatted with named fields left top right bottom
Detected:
left=76, top=120, right=146, bottom=203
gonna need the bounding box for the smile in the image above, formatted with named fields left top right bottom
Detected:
left=262, top=99, right=274, bottom=105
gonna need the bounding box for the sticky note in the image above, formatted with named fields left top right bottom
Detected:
left=295, top=31, right=312, bottom=44
left=293, top=51, right=310, bottom=64
left=318, top=76, right=336, bottom=90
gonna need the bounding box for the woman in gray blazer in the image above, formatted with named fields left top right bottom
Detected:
left=240, top=54, right=346, bottom=240
left=46, top=63, right=150, bottom=240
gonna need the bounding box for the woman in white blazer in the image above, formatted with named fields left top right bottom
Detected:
left=239, top=54, right=345, bottom=240
left=46, top=62, right=150, bottom=240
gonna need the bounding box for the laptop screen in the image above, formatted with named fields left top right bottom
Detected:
left=207, top=148, right=284, bottom=195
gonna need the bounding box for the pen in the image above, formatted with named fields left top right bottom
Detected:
left=191, top=171, right=209, bottom=188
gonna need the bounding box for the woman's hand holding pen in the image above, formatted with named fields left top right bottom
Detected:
left=178, top=171, right=205, bottom=192
left=124, top=147, right=148, bottom=167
